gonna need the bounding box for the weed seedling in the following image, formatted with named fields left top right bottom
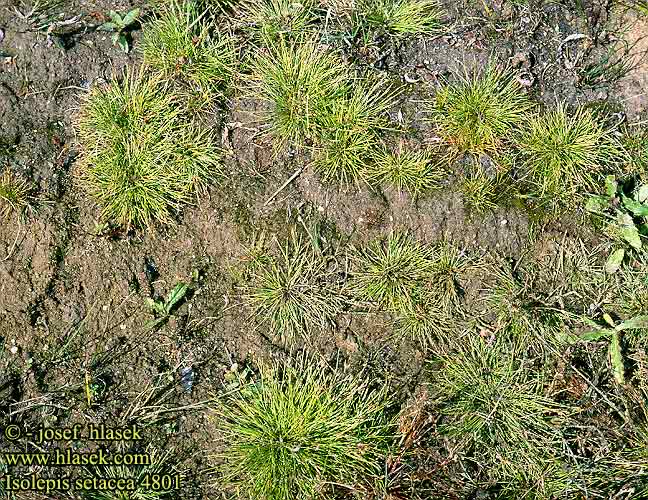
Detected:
left=214, top=360, right=394, bottom=499
left=100, top=8, right=140, bottom=53
left=429, top=66, right=531, bottom=155
left=586, top=175, right=648, bottom=263
left=581, top=313, right=648, bottom=385
left=145, top=282, right=189, bottom=331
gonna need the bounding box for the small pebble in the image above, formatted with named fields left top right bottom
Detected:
left=0, top=28, right=4, bottom=43
left=9, top=345, right=18, bottom=355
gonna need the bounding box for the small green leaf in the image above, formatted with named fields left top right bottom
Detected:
left=99, top=22, right=118, bottom=31
left=622, top=194, right=648, bottom=217
left=621, top=225, right=642, bottom=250
left=638, top=184, right=648, bottom=203
left=122, top=8, right=140, bottom=27
left=615, top=315, right=648, bottom=331
left=618, top=212, right=634, bottom=226
left=117, top=34, right=129, bottom=53
left=605, top=248, right=625, bottom=274
left=585, top=195, right=609, bottom=213
left=166, top=283, right=189, bottom=311
left=609, top=332, right=625, bottom=385
left=603, top=313, right=616, bottom=328
left=582, top=329, right=614, bottom=341
left=605, top=175, right=618, bottom=198
left=109, top=10, right=122, bottom=24
left=145, top=298, right=166, bottom=315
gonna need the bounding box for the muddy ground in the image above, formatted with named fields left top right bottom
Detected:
left=0, top=0, right=647, bottom=498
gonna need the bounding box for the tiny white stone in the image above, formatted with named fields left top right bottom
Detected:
left=501, top=219, right=508, bottom=226
left=10, top=346, right=18, bottom=355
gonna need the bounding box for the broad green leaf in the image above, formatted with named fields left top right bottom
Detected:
left=582, top=329, right=614, bottom=341
left=122, top=8, right=140, bottom=27
left=605, top=248, right=625, bottom=274
left=603, top=313, right=615, bottom=328
left=99, top=22, right=118, bottom=31
left=615, top=315, right=648, bottom=331
left=609, top=332, right=625, bottom=385
left=166, top=283, right=189, bottom=311
left=109, top=11, right=122, bottom=24
left=621, top=225, right=642, bottom=250
left=618, top=212, right=635, bottom=226
left=117, top=34, right=129, bottom=53
left=638, top=184, right=648, bottom=203
left=585, top=195, right=609, bottom=213
left=622, top=194, right=648, bottom=217
left=605, top=175, right=618, bottom=198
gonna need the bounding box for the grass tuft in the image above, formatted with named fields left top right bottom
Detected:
left=75, top=70, right=220, bottom=229
left=429, top=66, right=531, bottom=155
left=248, top=38, right=348, bottom=148
left=394, top=291, right=453, bottom=345
left=243, top=0, right=318, bottom=43
left=358, top=0, right=442, bottom=36
left=0, top=168, right=31, bottom=217
left=141, top=0, right=235, bottom=100
left=350, top=233, right=436, bottom=311
left=365, top=146, right=446, bottom=196
left=214, top=360, right=394, bottom=500
left=313, top=78, right=396, bottom=184
left=434, top=338, right=565, bottom=489
left=243, top=233, right=343, bottom=339
left=517, top=104, right=622, bottom=206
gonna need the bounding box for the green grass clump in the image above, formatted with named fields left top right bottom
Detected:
left=76, top=71, right=219, bottom=229
left=248, top=39, right=348, bottom=148
left=214, top=360, right=394, bottom=500
left=484, top=264, right=570, bottom=352
left=313, top=79, right=396, bottom=184
left=434, top=338, right=565, bottom=490
left=518, top=105, right=621, bottom=206
left=394, top=291, right=453, bottom=345
left=365, top=147, right=446, bottom=196
left=460, top=168, right=510, bottom=214
left=250, top=39, right=397, bottom=183
left=358, top=0, right=442, bottom=36
left=243, top=0, right=318, bottom=43
left=0, top=168, right=30, bottom=217
left=428, top=241, right=472, bottom=308
left=244, top=234, right=343, bottom=339
left=429, top=66, right=531, bottom=155
left=350, top=234, right=436, bottom=311
left=141, top=1, right=235, bottom=99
